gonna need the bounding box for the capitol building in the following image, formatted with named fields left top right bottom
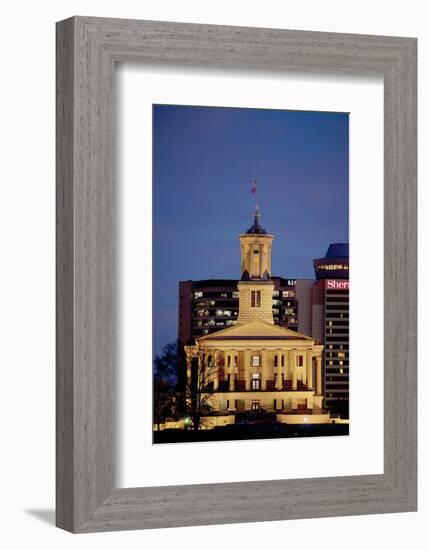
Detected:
left=184, top=206, right=334, bottom=428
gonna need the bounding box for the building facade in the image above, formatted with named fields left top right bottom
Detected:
left=312, top=244, right=350, bottom=417
left=184, top=207, right=332, bottom=427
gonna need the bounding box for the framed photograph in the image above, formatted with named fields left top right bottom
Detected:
left=56, top=16, right=417, bottom=532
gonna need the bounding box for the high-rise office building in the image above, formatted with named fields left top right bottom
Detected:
left=312, top=244, right=349, bottom=418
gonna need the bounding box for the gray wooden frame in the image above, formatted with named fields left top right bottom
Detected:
left=56, top=16, right=417, bottom=533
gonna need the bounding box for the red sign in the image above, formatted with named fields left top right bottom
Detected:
left=326, top=279, right=349, bottom=290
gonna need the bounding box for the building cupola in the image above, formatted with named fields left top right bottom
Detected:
left=239, top=205, right=274, bottom=281
left=237, top=206, right=275, bottom=324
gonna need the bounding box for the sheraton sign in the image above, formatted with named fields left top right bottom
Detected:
left=326, top=279, right=349, bottom=290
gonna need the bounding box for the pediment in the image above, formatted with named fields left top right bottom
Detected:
left=197, top=320, right=314, bottom=342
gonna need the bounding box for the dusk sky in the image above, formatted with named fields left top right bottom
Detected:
left=153, top=105, right=349, bottom=355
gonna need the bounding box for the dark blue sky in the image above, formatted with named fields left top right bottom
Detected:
left=153, top=105, right=349, bottom=355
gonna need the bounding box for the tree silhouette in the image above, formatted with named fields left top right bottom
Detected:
left=153, top=342, right=179, bottom=430
left=185, top=351, right=216, bottom=431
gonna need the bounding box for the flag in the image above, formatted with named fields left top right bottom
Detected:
left=251, top=179, right=257, bottom=194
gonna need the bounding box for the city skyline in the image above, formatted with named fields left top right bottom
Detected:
left=153, top=104, right=349, bottom=355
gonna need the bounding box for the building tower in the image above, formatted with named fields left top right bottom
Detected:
left=237, top=206, right=275, bottom=324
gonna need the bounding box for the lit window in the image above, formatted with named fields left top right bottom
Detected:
left=251, top=373, right=260, bottom=390
left=340, top=368, right=344, bottom=374
left=252, top=355, right=260, bottom=367
left=194, top=291, right=203, bottom=298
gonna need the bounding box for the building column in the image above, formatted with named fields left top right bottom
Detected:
left=306, top=351, right=313, bottom=390
left=316, top=355, right=322, bottom=395
left=212, top=351, right=219, bottom=390
left=301, top=353, right=307, bottom=386
left=244, top=350, right=251, bottom=391
left=261, top=349, right=268, bottom=390
left=185, top=346, right=198, bottom=386
left=291, top=350, right=297, bottom=390
left=229, top=350, right=235, bottom=391
left=276, top=352, right=283, bottom=390
left=186, top=354, right=192, bottom=383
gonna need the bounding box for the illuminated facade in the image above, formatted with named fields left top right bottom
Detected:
left=312, top=244, right=349, bottom=417
left=184, top=207, right=332, bottom=427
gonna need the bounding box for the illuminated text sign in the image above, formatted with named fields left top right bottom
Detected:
left=326, top=279, right=349, bottom=290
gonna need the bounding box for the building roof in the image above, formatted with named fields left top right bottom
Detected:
left=245, top=205, right=268, bottom=235
left=196, top=319, right=314, bottom=343
left=325, top=242, right=349, bottom=259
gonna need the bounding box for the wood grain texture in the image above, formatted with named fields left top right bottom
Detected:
left=56, top=16, right=417, bottom=533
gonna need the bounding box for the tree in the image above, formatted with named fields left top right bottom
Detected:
left=184, top=351, right=216, bottom=431
left=153, top=342, right=180, bottom=431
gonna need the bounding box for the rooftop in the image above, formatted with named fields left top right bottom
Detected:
left=245, top=205, right=268, bottom=235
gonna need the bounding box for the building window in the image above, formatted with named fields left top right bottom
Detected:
left=251, top=374, right=260, bottom=390
left=274, top=355, right=278, bottom=367
left=251, top=355, right=260, bottom=367
left=297, top=355, right=304, bottom=367
left=251, top=290, right=261, bottom=307
left=251, top=400, right=260, bottom=412
left=281, top=355, right=285, bottom=367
